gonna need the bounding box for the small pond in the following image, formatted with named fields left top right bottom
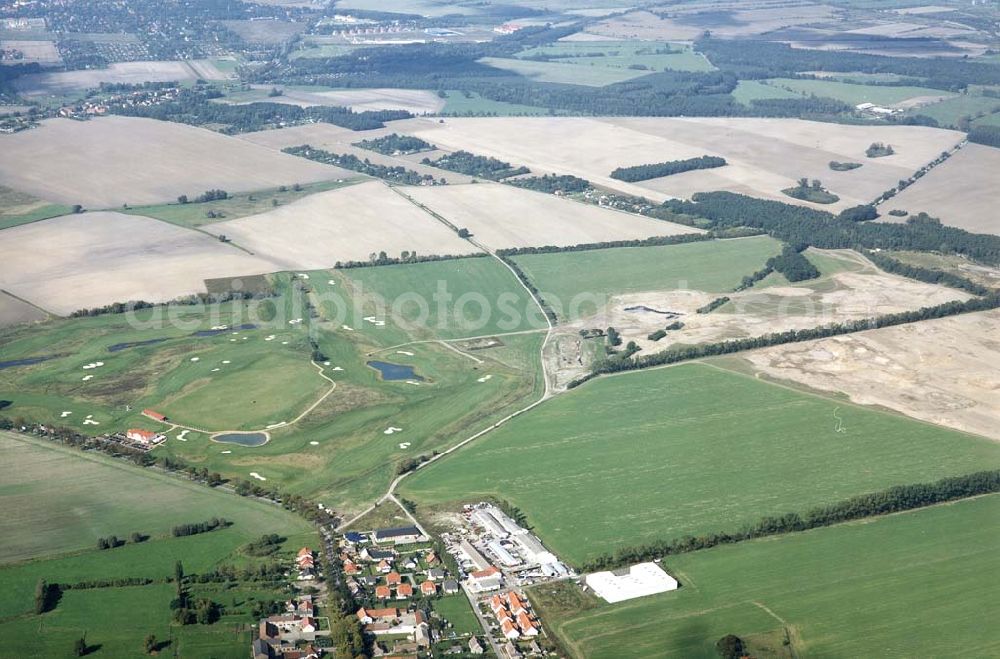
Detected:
left=107, top=337, right=168, bottom=352
left=212, top=432, right=268, bottom=447
left=367, top=360, right=423, bottom=382
left=0, top=354, right=61, bottom=370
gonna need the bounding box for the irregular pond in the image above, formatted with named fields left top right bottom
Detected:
left=212, top=432, right=268, bottom=447
left=367, top=360, right=424, bottom=382
left=192, top=323, right=257, bottom=337
left=107, top=337, right=168, bottom=352
left=0, top=354, right=61, bottom=370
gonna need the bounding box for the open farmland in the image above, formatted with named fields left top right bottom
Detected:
left=0, top=39, right=61, bottom=64
left=0, top=184, right=72, bottom=230
left=510, top=235, right=782, bottom=320
left=0, top=291, right=47, bottom=327
left=743, top=78, right=954, bottom=107
left=534, top=494, right=1000, bottom=658
left=394, top=116, right=963, bottom=210
left=402, top=183, right=701, bottom=251
left=12, top=60, right=230, bottom=98
left=0, top=117, right=343, bottom=208
left=514, top=40, right=714, bottom=73
left=213, top=181, right=475, bottom=270
left=0, top=431, right=313, bottom=562
left=740, top=309, right=1000, bottom=441
left=0, top=432, right=315, bottom=658
left=882, top=143, right=1000, bottom=234
left=0, top=211, right=278, bottom=314
left=238, top=122, right=475, bottom=184
left=400, top=362, right=1000, bottom=566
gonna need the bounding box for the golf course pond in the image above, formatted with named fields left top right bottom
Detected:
left=212, top=432, right=268, bottom=447
left=367, top=360, right=424, bottom=381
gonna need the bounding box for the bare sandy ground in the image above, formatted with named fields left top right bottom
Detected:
left=403, top=182, right=702, bottom=250
left=742, top=310, right=1000, bottom=441
left=0, top=291, right=48, bottom=327
left=394, top=116, right=963, bottom=210
left=0, top=117, right=345, bottom=207
left=546, top=249, right=971, bottom=388
left=238, top=123, right=474, bottom=183
left=13, top=60, right=229, bottom=97
left=881, top=143, right=1000, bottom=235
left=0, top=40, right=61, bottom=64
left=213, top=181, right=475, bottom=269
left=0, top=212, right=279, bottom=315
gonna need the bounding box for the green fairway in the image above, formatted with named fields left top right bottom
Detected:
left=400, top=363, right=1000, bottom=566
left=533, top=494, right=1000, bottom=658
left=510, top=236, right=782, bottom=320
left=515, top=40, right=714, bottom=73
left=333, top=256, right=541, bottom=342
left=0, top=431, right=313, bottom=563
left=122, top=178, right=362, bottom=228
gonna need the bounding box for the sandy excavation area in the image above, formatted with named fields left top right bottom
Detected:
left=402, top=183, right=702, bottom=250
left=0, top=117, right=345, bottom=208
left=0, top=212, right=279, bottom=315
left=881, top=143, right=1000, bottom=235
left=394, top=116, right=963, bottom=210
left=742, top=310, right=1000, bottom=441
left=546, top=250, right=971, bottom=388
left=213, top=180, right=475, bottom=269
left=238, top=122, right=475, bottom=184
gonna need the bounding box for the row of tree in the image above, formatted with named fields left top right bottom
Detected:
left=505, top=174, right=591, bottom=194
left=284, top=144, right=441, bottom=185
left=171, top=517, right=229, bottom=537
left=611, top=155, right=726, bottom=182
left=423, top=150, right=530, bottom=180
left=581, top=470, right=1000, bottom=572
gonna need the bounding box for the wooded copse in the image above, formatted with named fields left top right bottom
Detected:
left=610, top=155, right=726, bottom=182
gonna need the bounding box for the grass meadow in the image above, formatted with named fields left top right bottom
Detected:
left=439, top=90, right=550, bottom=116
left=532, top=494, right=1000, bottom=658
left=0, top=431, right=314, bottom=658
left=762, top=78, right=954, bottom=106
left=477, top=57, right=651, bottom=87
left=514, top=40, right=714, bottom=73
left=510, top=236, right=782, bottom=320
left=400, top=363, right=1000, bottom=566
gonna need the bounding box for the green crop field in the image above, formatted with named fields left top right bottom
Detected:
left=122, top=178, right=362, bottom=228
left=0, top=184, right=73, bottom=231
left=731, top=80, right=805, bottom=104
left=0, top=431, right=314, bottom=658
left=905, top=93, right=1000, bottom=128
left=400, top=363, right=1000, bottom=566
left=510, top=236, right=782, bottom=320
left=515, top=40, right=714, bottom=73
left=533, top=494, right=1000, bottom=658
left=333, top=256, right=541, bottom=342
left=0, top=431, right=313, bottom=562
left=439, top=89, right=550, bottom=116
left=477, top=57, right=651, bottom=87
left=763, top=78, right=954, bottom=106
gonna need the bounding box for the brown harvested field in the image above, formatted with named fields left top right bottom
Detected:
left=238, top=122, right=475, bottom=183
left=0, top=291, right=48, bottom=327
left=12, top=60, right=229, bottom=97
left=0, top=211, right=279, bottom=314
left=547, top=249, right=970, bottom=388
left=393, top=116, right=964, bottom=210
left=0, top=116, right=346, bottom=208
left=212, top=180, right=475, bottom=269
left=0, top=39, right=61, bottom=64
left=740, top=310, right=1000, bottom=441
left=402, top=183, right=702, bottom=250
left=880, top=143, right=999, bottom=235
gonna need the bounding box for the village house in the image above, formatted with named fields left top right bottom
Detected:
left=420, top=580, right=436, bottom=596
left=467, top=566, right=503, bottom=593
left=426, top=567, right=446, bottom=581
left=375, top=585, right=391, bottom=599
left=442, top=579, right=460, bottom=595
left=396, top=583, right=413, bottom=599
left=125, top=428, right=161, bottom=445
left=469, top=636, right=485, bottom=655
left=386, top=571, right=402, bottom=586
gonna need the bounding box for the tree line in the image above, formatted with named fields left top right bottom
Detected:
left=171, top=517, right=230, bottom=537
left=610, top=155, right=727, bottom=183
left=283, top=144, right=442, bottom=185
left=422, top=150, right=530, bottom=180
left=505, top=174, right=591, bottom=194
left=354, top=133, right=435, bottom=155
left=663, top=192, right=1000, bottom=265
left=766, top=244, right=820, bottom=282
left=496, top=232, right=714, bottom=257
left=580, top=470, right=1000, bottom=572
left=863, top=250, right=992, bottom=295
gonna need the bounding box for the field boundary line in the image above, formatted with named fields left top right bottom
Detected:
left=436, top=339, right=483, bottom=363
